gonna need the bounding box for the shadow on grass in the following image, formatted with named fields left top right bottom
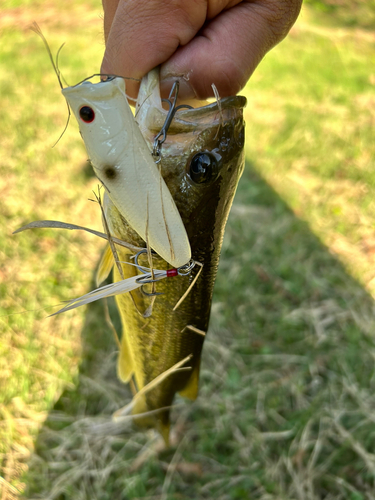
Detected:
left=24, top=162, right=375, bottom=499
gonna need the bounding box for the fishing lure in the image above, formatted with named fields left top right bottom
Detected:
left=61, top=77, right=191, bottom=269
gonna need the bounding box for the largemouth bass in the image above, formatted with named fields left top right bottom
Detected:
left=100, top=69, right=246, bottom=442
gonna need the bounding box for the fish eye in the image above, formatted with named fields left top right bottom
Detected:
left=79, top=106, right=95, bottom=123
left=189, top=152, right=217, bottom=184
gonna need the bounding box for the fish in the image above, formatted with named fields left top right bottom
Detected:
left=96, top=68, right=246, bottom=442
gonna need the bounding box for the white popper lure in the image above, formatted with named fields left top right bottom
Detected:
left=61, top=77, right=191, bottom=268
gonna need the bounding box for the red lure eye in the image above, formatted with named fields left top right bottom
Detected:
left=79, top=106, right=95, bottom=123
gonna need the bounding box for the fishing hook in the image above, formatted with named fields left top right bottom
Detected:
left=133, top=249, right=147, bottom=274
left=134, top=249, right=163, bottom=296
left=177, top=259, right=196, bottom=276
left=152, top=81, right=193, bottom=162
left=133, top=250, right=196, bottom=296
left=137, top=279, right=163, bottom=297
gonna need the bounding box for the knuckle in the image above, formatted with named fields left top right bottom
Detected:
left=169, top=0, right=208, bottom=43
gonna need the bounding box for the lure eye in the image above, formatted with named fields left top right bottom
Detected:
left=189, top=152, right=217, bottom=184
left=79, top=106, right=95, bottom=123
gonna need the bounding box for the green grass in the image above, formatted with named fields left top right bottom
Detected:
left=1, top=2, right=375, bottom=499
left=304, top=0, right=375, bottom=29
left=245, top=7, right=375, bottom=291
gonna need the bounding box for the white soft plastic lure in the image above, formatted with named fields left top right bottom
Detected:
left=61, top=77, right=191, bottom=268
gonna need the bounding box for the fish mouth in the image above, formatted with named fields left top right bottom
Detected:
left=135, top=68, right=247, bottom=137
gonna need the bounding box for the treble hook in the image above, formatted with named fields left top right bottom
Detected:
left=152, top=81, right=193, bottom=162
left=134, top=249, right=163, bottom=297
left=133, top=249, right=151, bottom=274
left=133, top=249, right=197, bottom=297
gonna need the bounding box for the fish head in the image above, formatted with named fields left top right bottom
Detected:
left=136, top=69, right=246, bottom=271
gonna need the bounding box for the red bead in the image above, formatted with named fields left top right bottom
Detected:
left=166, top=268, right=178, bottom=277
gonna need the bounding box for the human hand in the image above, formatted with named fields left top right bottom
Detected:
left=101, top=0, right=302, bottom=100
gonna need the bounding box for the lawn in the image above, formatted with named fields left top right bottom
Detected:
left=1, top=2, right=375, bottom=499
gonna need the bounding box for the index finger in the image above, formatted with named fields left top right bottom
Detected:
left=101, top=0, right=208, bottom=98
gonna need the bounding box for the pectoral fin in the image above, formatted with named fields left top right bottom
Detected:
left=178, top=358, right=201, bottom=401
left=117, top=332, right=134, bottom=383
left=96, top=243, right=114, bottom=286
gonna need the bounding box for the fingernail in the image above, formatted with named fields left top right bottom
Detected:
left=160, top=78, right=196, bottom=100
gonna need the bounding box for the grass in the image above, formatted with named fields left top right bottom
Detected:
left=245, top=7, right=375, bottom=292
left=1, top=2, right=375, bottom=499
left=304, top=0, right=375, bottom=29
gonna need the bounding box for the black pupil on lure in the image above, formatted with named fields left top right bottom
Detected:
left=79, top=106, right=95, bottom=123
left=104, top=166, right=117, bottom=179
left=189, top=152, right=216, bottom=184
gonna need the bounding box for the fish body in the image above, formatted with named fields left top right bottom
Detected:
left=62, top=78, right=191, bottom=268
left=101, top=69, right=246, bottom=441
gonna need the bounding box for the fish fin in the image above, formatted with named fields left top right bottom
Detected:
left=132, top=397, right=170, bottom=446
left=131, top=396, right=156, bottom=429
left=178, top=358, right=201, bottom=401
left=117, top=333, right=134, bottom=383
left=157, top=420, right=170, bottom=447
left=96, top=243, right=114, bottom=286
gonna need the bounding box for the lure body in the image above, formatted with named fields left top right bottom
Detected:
left=62, top=78, right=191, bottom=268
left=100, top=69, right=247, bottom=441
